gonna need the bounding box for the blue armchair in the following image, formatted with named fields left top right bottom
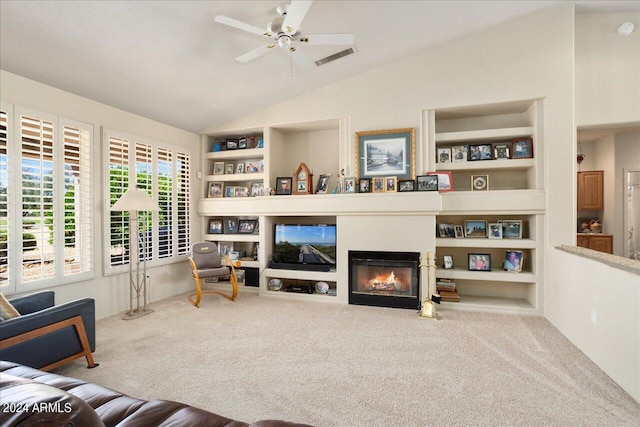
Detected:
left=0, top=291, right=98, bottom=371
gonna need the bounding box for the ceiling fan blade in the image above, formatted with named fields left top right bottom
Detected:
left=298, top=33, right=354, bottom=46
left=236, top=44, right=275, bottom=62
left=281, top=0, right=313, bottom=35
left=215, top=15, right=270, bottom=37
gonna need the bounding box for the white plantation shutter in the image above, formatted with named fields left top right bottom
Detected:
left=176, top=151, right=190, bottom=255
left=105, top=129, right=190, bottom=273
left=0, top=107, right=10, bottom=291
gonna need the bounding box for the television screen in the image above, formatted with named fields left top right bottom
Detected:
left=274, top=224, right=336, bottom=266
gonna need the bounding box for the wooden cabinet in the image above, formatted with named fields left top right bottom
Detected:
left=577, top=233, right=612, bottom=254
left=577, top=171, right=604, bottom=210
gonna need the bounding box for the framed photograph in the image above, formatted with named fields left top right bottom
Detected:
left=219, top=242, right=233, bottom=256
left=236, top=162, right=245, bottom=174
left=208, top=182, right=223, bottom=198
left=223, top=217, right=239, bottom=234
left=275, top=177, right=292, bottom=195
left=464, top=220, right=488, bottom=238
left=442, top=255, right=454, bottom=269
left=426, top=171, right=453, bottom=192
left=250, top=182, right=264, bottom=197
left=454, top=225, right=465, bottom=238
left=398, top=179, right=415, bottom=192
left=438, top=223, right=455, bottom=238
left=501, top=220, right=523, bottom=239
left=235, top=186, right=248, bottom=197
left=372, top=176, right=385, bottom=193
left=504, top=250, right=524, bottom=272
left=512, top=137, right=533, bottom=159
left=358, top=178, right=371, bottom=193
left=245, top=161, right=259, bottom=173
left=213, top=161, right=225, bottom=175
left=385, top=176, right=397, bottom=192
left=468, top=144, right=493, bottom=161
left=208, top=219, right=223, bottom=234
left=417, top=174, right=439, bottom=191
left=437, top=147, right=452, bottom=163
left=225, top=163, right=235, bottom=175
left=471, top=174, right=489, bottom=191
left=342, top=177, right=356, bottom=193
left=238, top=138, right=247, bottom=149
left=238, top=219, right=258, bottom=234
left=224, top=185, right=235, bottom=198
left=355, top=128, right=415, bottom=180
left=493, top=143, right=511, bottom=159
left=468, top=253, right=492, bottom=271
left=225, top=139, right=238, bottom=150
left=315, top=174, right=331, bottom=194
left=451, top=145, right=468, bottom=162
left=488, top=223, right=503, bottom=239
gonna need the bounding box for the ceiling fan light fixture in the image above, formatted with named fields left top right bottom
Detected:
left=277, top=35, right=291, bottom=50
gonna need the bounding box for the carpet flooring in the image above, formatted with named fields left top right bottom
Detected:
left=55, top=292, right=640, bottom=426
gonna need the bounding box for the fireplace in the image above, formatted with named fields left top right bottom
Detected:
left=348, top=250, right=420, bottom=309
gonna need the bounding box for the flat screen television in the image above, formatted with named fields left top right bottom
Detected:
left=273, top=224, right=336, bottom=267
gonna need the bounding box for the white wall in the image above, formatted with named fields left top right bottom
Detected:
left=0, top=70, right=199, bottom=319
left=615, top=131, right=640, bottom=255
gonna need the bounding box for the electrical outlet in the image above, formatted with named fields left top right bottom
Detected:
left=590, top=310, right=597, bottom=325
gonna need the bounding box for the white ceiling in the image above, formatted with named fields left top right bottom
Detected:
left=1, top=1, right=638, bottom=133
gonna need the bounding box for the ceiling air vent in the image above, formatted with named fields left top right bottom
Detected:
left=314, top=47, right=356, bottom=67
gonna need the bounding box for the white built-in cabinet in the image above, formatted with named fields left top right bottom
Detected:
left=196, top=99, right=545, bottom=315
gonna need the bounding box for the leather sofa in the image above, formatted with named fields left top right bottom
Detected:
left=0, top=291, right=97, bottom=370
left=0, top=361, right=312, bottom=426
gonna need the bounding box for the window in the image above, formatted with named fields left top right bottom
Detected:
left=104, top=129, right=190, bottom=274
left=1, top=104, right=93, bottom=294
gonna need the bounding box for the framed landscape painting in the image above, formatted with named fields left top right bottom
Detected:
left=355, top=128, right=415, bottom=180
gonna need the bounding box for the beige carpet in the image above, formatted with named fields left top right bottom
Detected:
left=55, top=292, right=640, bottom=426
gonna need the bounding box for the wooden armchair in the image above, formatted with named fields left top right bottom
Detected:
left=188, top=242, right=239, bottom=308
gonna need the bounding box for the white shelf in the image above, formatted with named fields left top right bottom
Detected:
left=204, top=233, right=259, bottom=242
left=435, top=267, right=536, bottom=283
left=264, top=268, right=337, bottom=282
left=440, top=190, right=545, bottom=214
left=205, top=173, right=265, bottom=182
left=436, top=238, right=537, bottom=249
left=435, top=126, right=534, bottom=143
left=205, top=148, right=264, bottom=161
left=435, top=158, right=534, bottom=171
left=440, top=295, right=536, bottom=315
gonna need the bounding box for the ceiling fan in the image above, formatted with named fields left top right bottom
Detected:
left=214, top=0, right=355, bottom=70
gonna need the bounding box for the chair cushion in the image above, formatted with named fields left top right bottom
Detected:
left=0, top=292, right=20, bottom=320
left=197, top=266, right=231, bottom=278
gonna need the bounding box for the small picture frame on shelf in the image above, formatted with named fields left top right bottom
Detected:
left=471, top=174, right=489, bottom=191
left=398, top=179, right=415, bottom=192
left=451, top=145, right=468, bottom=162
left=442, top=255, right=454, bottom=269
left=225, top=164, right=235, bottom=175
left=464, top=220, right=488, bottom=238
left=224, top=185, right=235, bottom=198
left=437, top=147, right=452, bottom=163
left=250, top=182, right=264, bottom=197
left=223, top=217, right=239, bottom=234
left=438, top=223, right=455, bottom=238
left=235, top=186, right=249, bottom=197
left=426, top=171, right=453, bottom=192
left=504, top=250, right=524, bottom=272
left=488, top=223, right=503, bottom=239
left=238, top=137, right=247, bottom=149
left=213, top=162, right=225, bottom=175
left=219, top=242, right=233, bottom=256
left=468, top=253, right=492, bottom=271
left=359, top=178, right=372, bottom=193
left=417, top=174, right=438, bottom=191
left=208, top=219, right=223, bottom=234
left=225, top=139, right=238, bottom=150
left=315, top=174, right=331, bottom=194
left=245, top=161, right=259, bottom=173
left=385, top=176, right=397, bottom=192
left=236, top=162, right=245, bottom=174
left=500, top=220, right=523, bottom=239
left=208, top=182, right=223, bottom=198
left=493, top=143, right=511, bottom=159
left=468, top=144, right=493, bottom=161
left=238, top=219, right=258, bottom=234
left=372, top=177, right=385, bottom=193
left=454, top=225, right=465, bottom=238
left=275, top=177, right=292, bottom=195
left=343, top=177, right=356, bottom=193
left=512, top=137, right=533, bottom=159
